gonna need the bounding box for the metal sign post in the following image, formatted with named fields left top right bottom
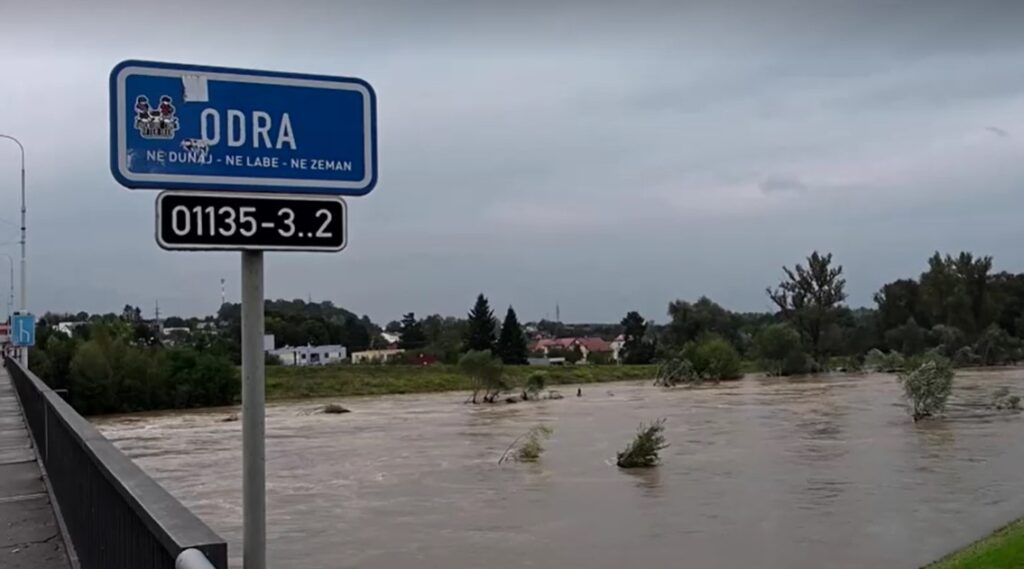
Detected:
left=240, top=251, right=265, bottom=569
left=109, top=60, right=377, bottom=569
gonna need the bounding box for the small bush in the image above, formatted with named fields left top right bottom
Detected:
left=897, top=356, right=954, bottom=421
left=654, top=358, right=696, bottom=387
left=523, top=372, right=546, bottom=400
left=656, top=335, right=742, bottom=386
left=989, top=387, right=1022, bottom=411
left=499, top=425, right=553, bottom=464
left=754, top=324, right=802, bottom=376
left=616, top=419, right=669, bottom=468
left=686, top=336, right=742, bottom=381
left=864, top=348, right=905, bottom=373
left=781, top=350, right=814, bottom=375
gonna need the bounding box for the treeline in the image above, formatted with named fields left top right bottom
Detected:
left=390, top=294, right=531, bottom=365
left=30, top=317, right=237, bottom=416
left=217, top=299, right=379, bottom=360
left=619, top=250, right=1024, bottom=377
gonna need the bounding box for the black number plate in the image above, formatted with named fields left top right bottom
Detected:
left=156, top=191, right=346, bottom=251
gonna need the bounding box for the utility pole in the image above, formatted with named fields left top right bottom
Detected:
left=221, top=277, right=226, bottom=308
left=155, top=299, right=162, bottom=335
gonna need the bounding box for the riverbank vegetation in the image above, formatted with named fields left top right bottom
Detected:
left=29, top=318, right=237, bottom=415
left=264, top=364, right=658, bottom=400
left=26, top=249, right=1024, bottom=415
left=926, top=518, right=1024, bottom=569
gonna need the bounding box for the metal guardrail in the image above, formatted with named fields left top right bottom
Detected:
left=6, top=357, right=228, bottom=569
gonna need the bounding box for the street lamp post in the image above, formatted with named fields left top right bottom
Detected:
left=0, top=135, right=26, bottom=365
left=0, top=254, right=13, bottom=322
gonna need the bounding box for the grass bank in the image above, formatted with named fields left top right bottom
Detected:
left=265, top=364, right=659, bottom=400
left=925, top=519, right=1024, bottom=569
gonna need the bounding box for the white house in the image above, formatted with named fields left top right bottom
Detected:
left=351, top=349, right=405, bottom=364
left=610, top=334, right=626, bottom=362
left=56, top=321, right=88, bottom=337
left=269, top=344, right=347, bottom=366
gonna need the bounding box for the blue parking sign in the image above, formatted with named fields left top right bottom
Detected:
left=12, top=314, right=34, bottom=347
left=110, top=60, right=377, bottom=196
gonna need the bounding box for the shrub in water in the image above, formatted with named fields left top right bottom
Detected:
left=616, top=419, right=669, bottom=468
left=897, top=356, right=954, bottom=421
left=499, top=425, right=553, bottom=464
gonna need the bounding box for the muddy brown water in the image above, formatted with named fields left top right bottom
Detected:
left=95, top=370, right=1024, bottom=569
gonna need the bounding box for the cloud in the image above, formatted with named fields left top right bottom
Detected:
left=2, top=1, right=1024, bottom=322
left=759, top=175, right=808, bottom=195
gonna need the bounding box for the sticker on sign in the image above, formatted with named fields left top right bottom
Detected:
left=109, top=60, right=377, bottom=196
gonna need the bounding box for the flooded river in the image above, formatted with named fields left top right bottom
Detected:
left=96, top=370, right=1024, bottom=569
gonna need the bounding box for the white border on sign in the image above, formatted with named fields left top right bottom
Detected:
left=155, top=191, right=348, bottom=252
left=118, top=66, right=374, bottom=190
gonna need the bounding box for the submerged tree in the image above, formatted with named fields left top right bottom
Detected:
left=617, top=419, right=669, bottom=468
left=458, top=350, right=506, bottom=403
left=754, top=323, right=803, bottom=376
left=499, top=425, right=554, bottom=464
left=522, top=372, right=546, bottom=400
left=897, top=357, right=954, bottom=421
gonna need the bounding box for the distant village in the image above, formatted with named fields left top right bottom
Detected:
left=263, top=326, right=626, bottom=367
left=48, top=316, right=626, bottom=368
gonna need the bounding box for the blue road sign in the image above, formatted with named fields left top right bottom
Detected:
left=110, top=60, right=377, bottom=196
left=11, top=314, right=34, bottom=347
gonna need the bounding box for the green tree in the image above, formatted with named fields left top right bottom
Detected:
left=918, top=252, right=994, bottom=337
left=929, top=324, right=966, bottom=357
left=496, top=306, right=528, bottom=364
left=458, top=350, right=505, bottom=403
left=683, top=335, right=743, bottom=381
left=990, top=272, right=1024, bottom=336
left=121, top=304, right=143, bottom=323
left=420, top=314, right=466, bottom=363
left=398, top=312, right=427, bottom=350
left=973, top=324, right=1021, bottom=366
left=766, top=251, right=847, bottom=361
left=666, top=296, right=736, bottom=348
left=464, top=294, right=497, bottom=353
left=874, top=279, right=924, bottom=332
left=160, top=347, right=239, bottom=409
left=163, top=316, right=188, bottom=328
left=884, top=318, right=927, bottom=356
left=754, top=324, right=802, bottom=376
left=620, top=311, right=655, bottom=364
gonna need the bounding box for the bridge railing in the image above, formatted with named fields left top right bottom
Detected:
left=6, top=357, right=228, bottom=569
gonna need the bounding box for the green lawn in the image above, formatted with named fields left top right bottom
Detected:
left=265, top=364, right=659, bottom=400
left=926, top=519, right=1024, bottom=569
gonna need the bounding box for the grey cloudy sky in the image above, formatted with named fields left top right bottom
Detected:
left=2, top=0, right=1024, bottom=324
